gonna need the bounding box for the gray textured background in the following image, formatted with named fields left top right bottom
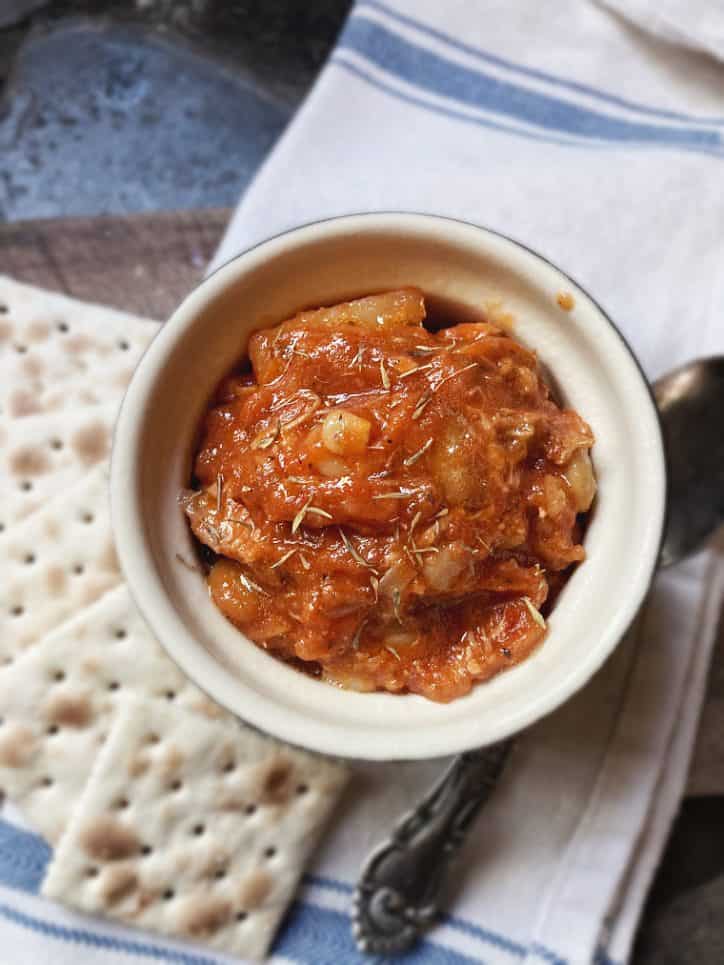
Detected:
left=0, top=1, right=350, bottom=219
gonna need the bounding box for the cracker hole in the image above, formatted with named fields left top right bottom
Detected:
left=235, top=911, right=248, bottom=922
left=0, top=304, right=7, bottom=314
left=146, top=733, right=160, bottom=745
left=85, top=867, right=99, bottom=878
left=141, top=844, right=153, bottom=856
left=57, top=322, right=69, bottom=333
left=52, top=670, right=65, bottom=681
left=72, top=563, right=85, bottom=575
left=40, top=776, right=53, bottom=787
left=263, top=846, right=277, bottom=860
left=0, top=523, right=4, bottom=533
left=162, top=889, right=174, bottom=901
left=118, top=339, right=130, bottom=351
left=10, top=606, right=23, bottom=618
left=107, top=681, right=120, bottom=691
left=213, top=868, right=226, bottom=880
left=81, top=512, right=94, bottom=524
left=2, top=656, right=13, bottom=667
left=50, top=438, right=63, bottom=451
left=19, top=480, right=32, bottom=492
left=244, top=804, right=257, bottom=817
left=164, top=690, right=176, bottom=701
left=14, top=344, right=27, bottom=354
left=47, top=725, right=59, bottom=735
left=114, top=797, right=129, bottom=810
left=296, top=783, right=309, bottom=796
left=222, top=760, right=235, bottom=774
left=114, top=628, right=127, bottom=640
left=170, top=780, right=182, bottom=792
left=24, top=553, right=36, bottom=565
left=191, top=824, right=204, bottom=836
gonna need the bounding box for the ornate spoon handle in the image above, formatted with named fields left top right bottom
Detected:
left=352, top=740, right=512, bottom=955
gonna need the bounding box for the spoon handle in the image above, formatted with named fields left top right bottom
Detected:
left=352, top=740, right=512, bottom=955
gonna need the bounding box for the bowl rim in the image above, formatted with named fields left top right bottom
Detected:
left=111, top=211, right=667, bottom=761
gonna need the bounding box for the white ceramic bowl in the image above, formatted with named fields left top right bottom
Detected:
left=111, top=213, right=666, bottom=761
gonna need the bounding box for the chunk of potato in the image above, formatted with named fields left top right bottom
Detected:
left=249, top=289, right=426, bottom=384
left=423, top=543, right=471, bottom=592
left=310, top=453, right=349, bottom=478
left=542, top=475, right=568, bottom=519
left=295, top=288, right=425, bottom=332
left=428, top=415, right=478, bottom=506
left=303, top=425, right=349, bottom=477
left=208, top=559, right=260, bottom=624
left=563, top=448, right=596, bottom=512
left=322, top=410, right=372, bottom=456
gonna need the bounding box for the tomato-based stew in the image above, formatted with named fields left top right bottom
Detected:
left=183, top=289, right=595, bottom=702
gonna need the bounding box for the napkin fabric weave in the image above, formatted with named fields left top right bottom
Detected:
left=2, top=1, right=724, bottom=963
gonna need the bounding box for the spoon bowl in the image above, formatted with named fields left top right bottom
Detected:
left=656, top=356, right=724, bottom=566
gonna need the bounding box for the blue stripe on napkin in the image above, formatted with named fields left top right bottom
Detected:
left=0, top=816, right=622, bottom=963
left=337, top=10, right=724, bottom=155
left=0, top=818, right=51, bottom=895
left=358, top=0, right=724, bottom=125
left=0, top=820, right=496, bottom=963
left=0, top=902, right=224, bottom=965
left=277, top=902, right=481, bottom=965
left=330, top=55, right=585, bottom=148
left=307, top=875, right=529, bottom=959
left=0, top=893, right=481, bottom=965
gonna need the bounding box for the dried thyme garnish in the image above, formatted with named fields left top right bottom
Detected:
left=306, top=506, right=333, bottom=520
left=435, top=361, right=478, bottom=390
left=270, top=548, right=297, bottom=570
left=251, top=421, right=281, bottom=450
left=372, top=491, right=411, bottom=502
left=392, top=587, right=402, bottom=623
left=339, top=528, right=378, bottom=573
left=380, top=359, right=391, bottom=390
left=215, top=474, right=223, bottom=515
left=403, top=438, right=433, bottom=467
left=239, top=572, right=267, bottom=595
left=351, top=620, right=366, bottom=650
left=412, top=389, right=432, bottom=420
left=523, top=596, right=546, bottom=629
left=292, top=496, right=314, bottom=534
left=398, top=363, right=434, bottom=380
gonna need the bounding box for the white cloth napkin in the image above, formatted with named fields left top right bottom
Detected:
left=210, top=1, right=724, bottom=962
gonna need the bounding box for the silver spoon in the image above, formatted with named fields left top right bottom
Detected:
left=352, top=356, right=724, bottom=956
left=655, top=357, right=724, bottom=566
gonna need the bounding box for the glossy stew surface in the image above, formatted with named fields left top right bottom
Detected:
left=183, top=289, right=595, bottom=702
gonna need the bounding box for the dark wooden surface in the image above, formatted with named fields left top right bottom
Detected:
left=1, top=207, right=722, bottom=964
left=0, top=208, right=230, bottom=319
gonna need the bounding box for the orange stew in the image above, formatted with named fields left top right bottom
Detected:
left=183, top=289, right=595, bottom=702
